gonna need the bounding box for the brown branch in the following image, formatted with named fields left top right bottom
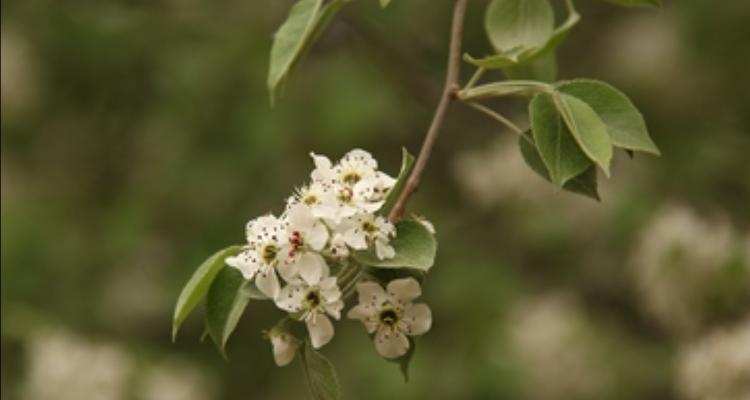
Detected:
left=387, top=0, right=468, bottom=222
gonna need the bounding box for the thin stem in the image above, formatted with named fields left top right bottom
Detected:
left=464, top=67, right=485, bottom=90
left=464, top=102, right=523, bottom=136
left=387, top=0, right=469, bottom=222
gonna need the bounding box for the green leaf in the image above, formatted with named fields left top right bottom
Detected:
left=380, top=148, right=415, bottom=216
left=267, top=0, right=347, bottom=104
left=458, top=80, right=549, bottom=101
left=519, top=131, right=600, bottom=200
left=379, top=0, right=392, bottom=8
left=299, top=341, right=341, bottom=400
left=485, top=0, right=554, bottom=54
left=353, top=219, right=437, bottom=271
left=529, top=93, right=592, bottom=186
left=503, top=51, right=557, bottom=82
left=172, top=245, right=242, bottom=341
left=553, top=92, right=613, bottom=176
left=557, top=79, right=660, bottom=155
left=205, top=266, right=253, bottom=356
left=604, top=0, right=661, bottom=8
left=467, top=0, right=577, bottom=72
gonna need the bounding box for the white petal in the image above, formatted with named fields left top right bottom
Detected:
left=374, top=327, right=409, bottom=359
left=271, top=333, right=298, bottom=367
left=387, top=278, right=421, bottom=303
left=323, top=299, right=344, bottom=320
left=287, top=203, right=314, bottom=231
left=355, top=281, right=388, bottom=305
left=343, top=228, right=367, bottom=250
left=276, top=258, right=299, bottom=283
left=307, top=313, right=334, bottom=349
left=297, top=253, right=328, bottom=286
left=375, top=239, right=395, bottom=260
left=306, top=222, right=329, bottom=251
left=256, top=268, right=280, bottom=299
left=226, top=254, right=259, bottom=280
left=403, top=303, right=432, bottom=336
left=318, top=277, right=341, bottom=302
left=275, top=283, right=305, bottom=312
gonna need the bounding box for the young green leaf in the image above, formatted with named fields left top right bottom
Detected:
left=529, top=93, right=592, bottom=186
left=485, top=0, right=554, bottom=54
left=299, top=341, right=341, bottom=400
left=518, top=131, right=600, bottom=200
left=503, top=51, right=558, bottom=82
left=205, top=266, right=253, bottom=356
left=267, top=0, right=347, bottom=104
left=458, top=81, right=549, bottom=101
left=553, top=92, right=613, bottom=176
left=380, top=148, right=415, bottom=216
left=172, top=245, right=243, bottom=341
left=557, top=79, right=660, bottom=155
left=604, top=0, right=661, bottom=8
left=353, top=219, right=437, bottom=271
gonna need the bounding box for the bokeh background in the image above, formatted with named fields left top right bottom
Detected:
left=2, top=0, right=749, bottom=399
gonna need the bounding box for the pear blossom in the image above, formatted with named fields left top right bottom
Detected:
left=277, top=204, right=330, bottom=283
left=226, top=214, right=286, bottom=299
left=309, top=150, right=396, bottom=221
left=347, top=278, right=432, bottom=359
left=276, top=273, right=344, bottom=349
left=286, top=181, right=338, bottom=221
left=268, top=329, right=300, bottom=367
left=338, top=213, right=396, bottom=260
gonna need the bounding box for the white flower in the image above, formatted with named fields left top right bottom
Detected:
left=287, top=182, right=338, bottom=221
left=268, top=330, right=300, bottom=367
left=325, top=233, right=350, bottom=259
left=347, top=278, right=432, bottom=359
left=277, top=204, right=330, bottom=284
left=275, top=273, right=344, bottom=349
left=338, top=213, right=396, bottom=260
left=309, top=149, right=396, bottom=221
left=226, top=214, right=286, bottom=299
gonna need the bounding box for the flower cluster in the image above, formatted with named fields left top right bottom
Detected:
left=225, top=149, right=433, bottom=365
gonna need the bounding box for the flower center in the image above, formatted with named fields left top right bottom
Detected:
left=261, top=244, right=278, bottom=264
left=342, top=171, right=361, bottom=185
left=304, top=289, right=321, bottom=309
left=337, top=187, right=353, bottom=203
left=378, top=308, right=399, bottom=326
left=361, top=221, right=377, bottom=234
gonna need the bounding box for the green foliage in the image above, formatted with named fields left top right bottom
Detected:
left=529, top=93, right=593, bottom=186
left=380, top=148, right=415, bottom=216
left=557, top=80, right=660, bottom=155
left=467, top=0, right=579, bottom=79
left=353, top=219, right=437, bottom=271
left=299, top=341, right=341, bottom=400
left=519, top=131, right=600, bottom=200
left=172, top=245, right=242, bottom=341
left=485, top=0, right=554, bottom=55
left=205, top=266, right=253, bottom=356
left=379, top=0, right=392, bottom=8
left=267, top=0, right=348, bottom=104
left=553, top=92, right=613, bottom=175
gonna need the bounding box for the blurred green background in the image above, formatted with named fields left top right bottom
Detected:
left=2, top=1, right=749, bottom=399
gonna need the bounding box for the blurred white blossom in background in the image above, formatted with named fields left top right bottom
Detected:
left=1, top=25, right=40, bottom=120
left=508, top=293, right=612, bottom=400
left=630, top=204, right=750, bottom=337
left=140, top=357, right=218, bottom=400
left=676, top=317, right=750, bottom=400
left=22, top=329, right=132, bottom=400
